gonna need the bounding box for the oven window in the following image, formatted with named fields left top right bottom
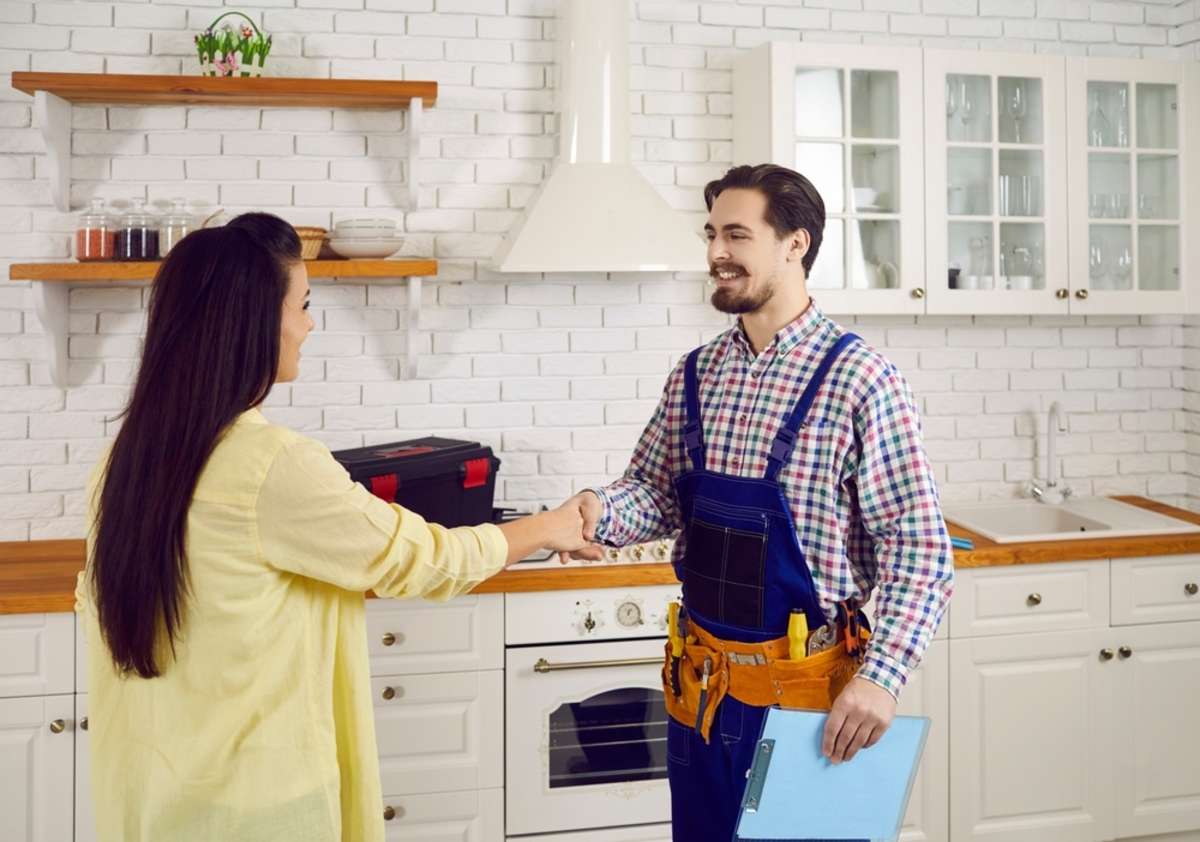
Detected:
left=547, top=687, right=668, bottom=788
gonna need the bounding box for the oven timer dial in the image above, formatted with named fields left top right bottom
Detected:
left=616, top=599, right=643, bottom=627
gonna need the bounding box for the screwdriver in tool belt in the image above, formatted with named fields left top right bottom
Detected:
left=694, top=656, right=712, bottom=734
left=788, top=610, right=809, bottom=660
left=667, top=602, right=683, bottom=697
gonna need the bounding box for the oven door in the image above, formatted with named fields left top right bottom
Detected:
left=505, top=637, right=671, bottom=836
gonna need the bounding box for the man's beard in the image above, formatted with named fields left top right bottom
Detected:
left=709, top=267, right=775, bottom=314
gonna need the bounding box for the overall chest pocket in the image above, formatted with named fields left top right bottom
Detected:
left=683, top=499, right=769, bottom=629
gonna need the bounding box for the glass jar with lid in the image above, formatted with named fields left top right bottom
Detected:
left=114, top=198, right=159, bottom=261
left=159, top=199, right=193, bottom=256
left=74, top=198, right=113, bottom=262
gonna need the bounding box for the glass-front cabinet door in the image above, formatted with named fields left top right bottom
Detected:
left=734, top=42, right=926, bottom=315
left=923, top=50, right=1069, bottom=315
left=1066, top=58, right=1191, bottom=315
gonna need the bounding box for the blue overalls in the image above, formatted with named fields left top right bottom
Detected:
left=665, top=331, right=868, bottom=842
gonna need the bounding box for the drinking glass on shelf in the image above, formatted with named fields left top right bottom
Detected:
left=946, top=78, right=959, bottom=118
left=959, top=79, right=975, bottom=127
left=1113, top=244, right=1133, bottom=288
left=1006, top=81, right=1027, bottom=143
left=1088, top=88, right=1110, bottom=146
left=1107, top=193, right=1129, bottom=219
left=1089, top=192, right=1106, bottom=218
left=1089, top=241, right=1106, bottom=289
left=1114, top=85, right=1130, bottom=148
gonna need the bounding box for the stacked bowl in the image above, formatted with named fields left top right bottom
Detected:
left=328, top=218, right=404, bottom=259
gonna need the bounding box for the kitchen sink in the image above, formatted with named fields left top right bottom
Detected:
left=942, top=497, right=1200, bottom=544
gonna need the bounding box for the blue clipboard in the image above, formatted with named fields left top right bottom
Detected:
left=734, top=707, right=930, bottom=842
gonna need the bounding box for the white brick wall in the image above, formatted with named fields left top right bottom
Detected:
left=0, top=0, right=1196, bottom=539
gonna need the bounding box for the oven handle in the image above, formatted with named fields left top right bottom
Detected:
left=533, top=656, right=662, bottom=674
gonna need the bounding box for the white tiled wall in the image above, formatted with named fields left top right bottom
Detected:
left=0, top=0, right=1197, bottom=540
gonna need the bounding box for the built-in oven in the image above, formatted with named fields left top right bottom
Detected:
left=504, top=583, right=680, bottom=839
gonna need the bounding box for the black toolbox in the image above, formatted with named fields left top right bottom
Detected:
left=332, top=437, right=501, bottom=528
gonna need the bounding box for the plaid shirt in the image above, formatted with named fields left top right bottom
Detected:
left=592, top=301, right=954, bottom=699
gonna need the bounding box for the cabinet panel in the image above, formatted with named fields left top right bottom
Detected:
left=1111, top=554, right=1200, bottom=627
left=367, top=594, right=502, bottom=676
left=1112, top=621, right=1200, bottom=839
left=76, top=693, right=96, bottom=842
left=733, top=41, right=927, bottom=314
left=374, top=670, right=502, bottom=796
left=949, top=630, right=1114, bottom=842
left=950, top=561, right=1109, bottom=638
left=1066, top=57, right=1191, bottom=315
left=0, top=613, right=73, bottom=699
left=924, top=49, right=1069, bottom=315
left=381, top=787, right=502, bottom=842
left=0, top=694, right=75, bottom=842
left=897, top=639, right=949, bottom=842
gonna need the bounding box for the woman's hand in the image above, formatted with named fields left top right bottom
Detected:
left=540, top=502, right=589, bottom=553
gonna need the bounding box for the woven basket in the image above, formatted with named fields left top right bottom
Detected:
left=293, top=226, right=326, bottom=260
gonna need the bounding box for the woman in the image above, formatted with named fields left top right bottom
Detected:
left=75, top=213, right=588, bottom=841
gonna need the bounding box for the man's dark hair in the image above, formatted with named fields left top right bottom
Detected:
left=703, top=164, right=826, bottom=274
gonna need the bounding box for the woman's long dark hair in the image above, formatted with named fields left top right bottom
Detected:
left=91, top=212, right=301, bottom=678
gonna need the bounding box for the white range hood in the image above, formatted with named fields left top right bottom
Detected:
left=490, top=0, right=707, bottom=273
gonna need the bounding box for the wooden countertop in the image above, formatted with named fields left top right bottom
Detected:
left=4, top=495, right=1200, bottom=615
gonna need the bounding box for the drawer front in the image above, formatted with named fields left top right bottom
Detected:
left=0, top=613, right=73, bottom=699
left=367, top=594, right=502, bottom=676
left=374, top=670, right=502, bottom=796
left=949, top=561, right=1109, bottom=638
left=1111, top=554, right=1200, bottom=627
left=381, top=787, right=502, bottom=842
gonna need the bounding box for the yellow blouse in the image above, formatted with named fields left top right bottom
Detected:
left=75, top=409, right=507, bottom=841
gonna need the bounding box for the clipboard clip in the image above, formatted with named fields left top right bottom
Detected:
left=740, top=738, right=775, bottom=814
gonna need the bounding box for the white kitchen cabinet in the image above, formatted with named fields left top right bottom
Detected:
left=1066, top=58, right=1194, bottom=315
left=1111, top=553, right=1200, bottom=627
left=75, top=693, right=95, bottom=842
left=897, top=639, right=949, bottom=842
left=924, top=49, right=1070, bottom=315
left=366, top=594, right=503, bottom=677
left=373, top=670, right=503, bottom=796
left=0, top=613, right=74, bottom=699
left=733, top=42, right=928, bottom=314
left=949, top=628, right=1116, bottom=842
left=1111, top=621, right=1200, bottom=839
left=0, top=694, right=76, bottom=842
left=948, top=559, right=1110, bottom=639
left=380, top=786, right=502, bottom=841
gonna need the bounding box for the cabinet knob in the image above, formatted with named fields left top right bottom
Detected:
left=1099, top=648, right=1114, bottom=661
left=1118, top=645, right=1133, bottom=659
left=80, top=717, right=88, bottom=732
left=1055, top=288, right=1068, bottom=299
left=383, top=805, right=404, bottom=821
left=1026, top=593, right=1043, bottom=607
left=911, top=288, right=925, bottom=300
left=1185, top=582, right=1198, bottom=596
left=381, top=632, right=403, bottom=647
left=48, top=719, right=66, bottom=734
left=381, top=685, right=403, bottom=701
left=1075, top=289, right=1089, bottom=300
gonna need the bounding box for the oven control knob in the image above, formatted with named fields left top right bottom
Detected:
left=577, top=610, right=601, bottom=635
left=616, top=600, right=643, bottom=627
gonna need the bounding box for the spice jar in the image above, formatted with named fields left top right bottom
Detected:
left=159, top=199, right=193, bottom=256
left=74, top=198, right=113, bottom=262
left=114, top=198, right=159, bottom=261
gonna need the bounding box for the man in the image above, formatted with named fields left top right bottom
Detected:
left=562, top=164, right=954, bottom=841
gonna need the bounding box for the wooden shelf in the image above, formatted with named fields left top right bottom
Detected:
left=10, top=260, right=433, bottom=385
left=9, top=259, right=437, bottom=282
left=11, top=72, right=437, bottom=108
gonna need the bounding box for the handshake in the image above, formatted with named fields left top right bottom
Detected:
left=500, top=491, right=608, bottom=567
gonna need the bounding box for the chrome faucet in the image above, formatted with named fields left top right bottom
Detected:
left=1030, top=401, right=1072, bottom=504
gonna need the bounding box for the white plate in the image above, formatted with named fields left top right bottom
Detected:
left=328, top=238, right=404, bottom=259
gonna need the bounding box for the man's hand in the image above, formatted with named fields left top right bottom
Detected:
left=557, top=491, right=606, bottom=564
left=821, top=676, right=897, bottom=764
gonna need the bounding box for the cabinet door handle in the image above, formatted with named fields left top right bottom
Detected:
left=1118, top=645, right=1133, bottom=659
left=1185, top=582, right=1198, bottom=596
left=911, top=288, right=925, bottom=300
left=1075, top=289, right=1089, bottom=300
left=80, top=716, right=88, bottom=732
left=48, top=719, right=66, bottom=734
left=1099, top=648, right=1114, bottom=661
left=381, top=685, right=404, bottom=701
left=381, top=632, right=403, bottom=647
left=1055, top=288, right=1068, bottom=299
left=1027, top=593, right=1043, bottom=607
left=383, top=805, right=404, bottom=821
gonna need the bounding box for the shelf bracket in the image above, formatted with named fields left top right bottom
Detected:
left=407, top=97, right=423, bottom=209
left=34, top=91, right=71, bottom=213
left=405, top=276, right=421, bottom=379
left=32, top=283, right=69, bottom=388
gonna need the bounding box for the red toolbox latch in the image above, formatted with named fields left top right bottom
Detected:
left=369, top=473, right=399, bottom=501
left=462, top=458, right=491, bottom=489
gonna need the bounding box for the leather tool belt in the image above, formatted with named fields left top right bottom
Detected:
left=662, top=608, right=870, bottom=744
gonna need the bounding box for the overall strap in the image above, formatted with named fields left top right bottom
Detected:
left=682, top=346, right=706, bottom=472
left=763, top=332, right=861, bottom=482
